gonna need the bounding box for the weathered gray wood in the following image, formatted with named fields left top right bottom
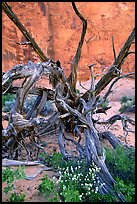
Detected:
left=2, top=2, right=135, bottom=202
left=99, top=131, right=123, bottom=149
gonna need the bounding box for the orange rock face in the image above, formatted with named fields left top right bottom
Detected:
left=2, top=2, right=135, bottom=81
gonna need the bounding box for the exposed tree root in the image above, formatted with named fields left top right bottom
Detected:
left=2, top=2, right=135, bottom=202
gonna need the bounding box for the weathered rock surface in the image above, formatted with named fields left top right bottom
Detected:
left=2, top=2, right=135, bottom=80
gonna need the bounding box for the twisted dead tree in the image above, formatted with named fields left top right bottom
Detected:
left=2, top=2, right=135, bottom=201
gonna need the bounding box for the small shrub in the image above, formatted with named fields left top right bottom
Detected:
left=2, top=93, right=16, bottom=105
left=119, top=96, right=135, bottom=113
left=120, top=96, right=133, bottom=103
left=101, top=100, right=109, bottom=109
left=39, top=152, right=53, bottom=167
left=9, top=192, right=26, bottom=202
left=39, top=152, right=63, bottom=169
left=106, top=145, right=135, bottom=183
left=60, top=185, right=81, bottom=202
left=2, top=166, right=26, bottom=202
left=39, top=174, right=59, bottom=202
left=52, top=152, right=63, bottom=170
left=39, top=146, right=135, bottom=202
left=114, top=177, right=135, bottom=202
left=105, top=145, right=135, bottom=202
left=58, top=160, right=106, bottom=202
left=2, top=93, right=16, bottom=112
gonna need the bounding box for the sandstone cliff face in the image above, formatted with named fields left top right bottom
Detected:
left=2, top=2, right=135, bottom=80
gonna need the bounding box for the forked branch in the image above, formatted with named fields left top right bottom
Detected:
left=95, top=27, right=135, bottom=96
left=67, top=2, right=87, bottom=91
left=82, top=27, right=135, bottom=100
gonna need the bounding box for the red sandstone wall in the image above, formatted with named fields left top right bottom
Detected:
left=2, top=2, right=135, bottom=81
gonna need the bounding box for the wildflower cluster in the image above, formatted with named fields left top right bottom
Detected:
left=58, top=160, right=105, bottom=202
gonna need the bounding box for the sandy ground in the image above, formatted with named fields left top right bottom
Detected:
left=2, top=78, right=135, bottom=202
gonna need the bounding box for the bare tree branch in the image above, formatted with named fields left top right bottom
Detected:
left=82, top=28, right=135, bottom=100
left=95, top=27, right=135, bottom=95
left=2, top=2, right=49, bottom=62
left=103, top=72, right=135, bottom=101
left=67, top=2, right=87, bottom=91
left=112, top=36, right=116, bottom=60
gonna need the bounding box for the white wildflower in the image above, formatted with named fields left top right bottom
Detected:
left=79, top=194, right=83, bottom=198
left=63, top=185, right=66, bottom=190
left=95, top=186, right=98, bottom=192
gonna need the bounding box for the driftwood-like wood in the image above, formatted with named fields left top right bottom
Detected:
left=2, top=2, right=135, bottom=202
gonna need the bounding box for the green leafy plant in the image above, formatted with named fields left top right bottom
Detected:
left=105, top=145, right=135, bottom=202
left=39, top=152, right=63, bottom=169
left=76, top=89, right=80, bottom=94
left=120, top=96, right=133, bottom=103
left=2, top=166, right=26, bottom=202
left=38, top=146, right=135, bottom=202
left=60, top=185, right=81, bottom=202
left=39, top=174, right=59, bottom=202
left=2, top=93, right=16, bottom=112
left=119, top=95, right=135, bottom=113
left=101, top=100, right=109, bottom=109
left=38, top=145, right=135, bottom=202
left=2, top=93, right=16, bottom=105
left=9, top=192, right=26, bottom=202
left=106, top=145, right=135, bottom=183
left=114, top=177, right=135, bottom=202
left=52, top=152, right=63, bottom=170
left=39, top=152, right=52, bottom=167
left=58, top=160, right=107, bottom=202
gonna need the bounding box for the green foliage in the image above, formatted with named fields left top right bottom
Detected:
left=14, top=166, right=26, bottom=180
left=52, top=152, right=63, bottom=169
left=2, top=93, right=15, bottom=105
left=2, top=166, right=26, bottom=202
left=39, top=174, right=56, bottom=197
left=39, top=152, right=52, bottom=167
left=39, top=146, right=135, bottom=202
left=39, top=174, right=59, bottom=202
left=106, top=145, right=135, bottom=183
left=61, top=185, right=81, bottom=202
left=101, top=100, right=109, bottom=109
left=9, top=192, right=26, bottom=202
left=119, top=95, right=135, bottom=113
left=39, top=152, right=63, bottom=169
left=114, top=177, right=135, bottom=202
left=47, top=193, right=59, bottom=202
left=4, top=184, right=14, bottom=194
left=120, top=95, right=133, bottom=103
left=58, top=160, right=105, bottom=202
left=105, top=145, right=135, bottom=202
left=76, top=89, right=80, bottom=94
left=2, top=167, right=15, bottom=184
left=2, top=93, right=16, bottom=112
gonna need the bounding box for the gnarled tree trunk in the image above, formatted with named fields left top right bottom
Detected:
left=2, top=2, right=135, bottom=202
